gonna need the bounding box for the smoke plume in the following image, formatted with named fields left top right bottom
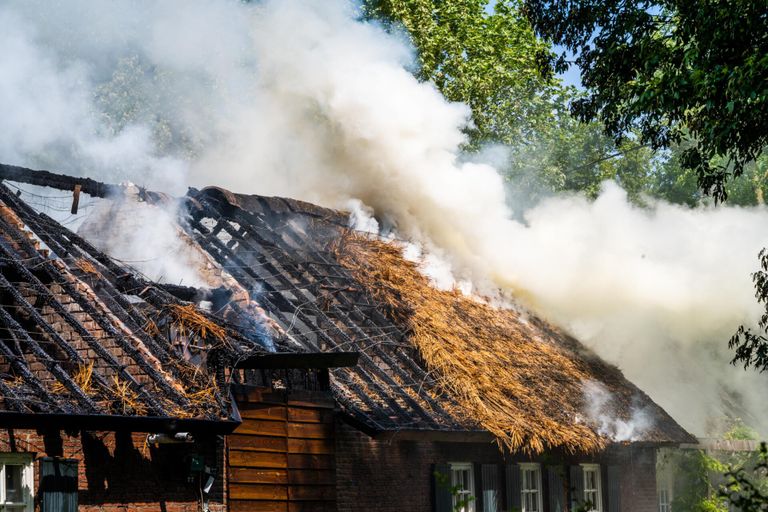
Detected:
left=583, top=381, right=653, bottom=442
left=2, top=0, right=768, bottom=436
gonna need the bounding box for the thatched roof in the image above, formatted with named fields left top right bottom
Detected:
left=0, top=164, right=695, bottom=451
left=333, top=232, right=698, bottom=453
left=183, top=186, right=695, bottom=453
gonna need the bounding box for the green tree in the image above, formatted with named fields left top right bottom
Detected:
left=648, top=146, right=768, bottom=207
left=364, top=0, right=670, bottom=204
left=720, top=443, right=768, bottom=512
left=362, top=0, right=560, bottom=148
left=505, top=88, right=660, bottom=207
left=523, top=0, right=768, bottom=201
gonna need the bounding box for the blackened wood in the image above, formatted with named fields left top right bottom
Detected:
left=0, top=163, right=121, bottom=198
left=70, top=184, right=81, bottom=214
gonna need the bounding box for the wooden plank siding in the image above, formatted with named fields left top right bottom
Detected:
left=228, top=387, right=337, bottom=512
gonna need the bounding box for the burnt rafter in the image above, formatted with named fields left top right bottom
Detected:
left=0, top=213, right=190, bottom=410
left=0, top=244, right=166, bottom=416
left=0, top=163, right=121, bottom=198
left=219, top=204, right=451, bottom=423
left=186, top=204, right=421, bottom=424
left=184, top=190, right=465, bottom=431
left=0, top=173, right=272, bottom=424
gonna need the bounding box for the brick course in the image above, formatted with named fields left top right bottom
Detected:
left=0, top=429, right=226, bottom=512
left=335, top=420, right=659, bottom=512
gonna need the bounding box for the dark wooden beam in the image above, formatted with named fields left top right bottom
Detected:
left=0, top=412, right=240, bottom=434
left=0, top=163, right=122, bottom=198
left=373, top=429, right=496, bottom=443
left=234, top=351, right=359, bottom=370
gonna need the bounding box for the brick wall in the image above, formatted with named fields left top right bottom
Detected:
left=334, top=421, right=508, bottom=512
left=335, top=420, right=660, bottom=512
left=608, top=446, right=658, bottom=512
left=0, top=429, right=225, bottom=512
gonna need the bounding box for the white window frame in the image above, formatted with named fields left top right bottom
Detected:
left=519, top=463, right=543, bottom=512
left=658, top=487, right=671, bottom=512
left=449, top=462, right=476, bottom=512
left=581, top=464, right=603, bottom=512
left=657, top=469, right=673, bottom=512
left=0, top=453, right=34, bottom=512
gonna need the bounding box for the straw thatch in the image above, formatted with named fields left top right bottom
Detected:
left=52, top=362, right=95, bottom=396
left=180, top=184, right=693, bottom=452
left=334, top=232, right=623, bottom=454
left=162, top=303, right=229, bottom=343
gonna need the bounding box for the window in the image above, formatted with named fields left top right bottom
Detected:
left=40, top=458, right=78, bottom=512
left=581, top=464, right=603, bottom=512
left=659, top=488, right=671, bottom=512
left=481, top=464, right=499, bottom=512
left=0, top=454, right=33, bottom=512
left=450, top=463, right=475, bottom=512
left=520, top=463, right=543, bottom=512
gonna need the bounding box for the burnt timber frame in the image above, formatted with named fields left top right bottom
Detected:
left=0, top=165, right=469, bottom=435
left=184, top=188, right=466, bottom=433
left=0, top=171, right=272, bottom=425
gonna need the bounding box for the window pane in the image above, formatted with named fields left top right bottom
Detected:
left=481, top=465, right=498, bottom=512
left=5, top=466, right=23, bottom=503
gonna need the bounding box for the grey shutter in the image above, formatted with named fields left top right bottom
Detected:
left=481, top=464, right=500, bottom=512
left=606, top=466, right=620, bottom=512
left=569, top=465, right=584, bottom=511
left=40, top=458, right=78, bottom=512
left=433, top=463, right=452, bottom=512
left=547, top=466, right=566, bottom=512
left=506, top=465, right=521, bottom=511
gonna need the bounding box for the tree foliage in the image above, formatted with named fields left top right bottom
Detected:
left=505, top=87, right=660, bottom=207
left=730, top=249, right=768, bottom=373
left=362, top=0, right=560, bottom=147
left=523, top=0, right=768, bottom=201
left=721, top=443, right=768, bottom=512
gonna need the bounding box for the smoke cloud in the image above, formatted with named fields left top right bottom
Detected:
left=2, top=0, right=768, bottom=436
left=583, top=381, right=653, bottom=442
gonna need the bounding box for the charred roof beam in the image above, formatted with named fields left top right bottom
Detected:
left=0, top=163, right=121, bottom=198
left=0, top=231, right=167, bottom=415
left=0, top=304, right=98, bottom=412
left=187, top=200, right=425, bottom=426
left=0, top=212, right=189, bottom=412
left=212, top=202, right=449, bottom=426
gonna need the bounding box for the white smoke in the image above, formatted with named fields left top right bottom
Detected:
left=2, top=0, right=768, bottom=437
left=76, top=187, right=210, bottom=287
left=583, top=380, right=653, bottom=442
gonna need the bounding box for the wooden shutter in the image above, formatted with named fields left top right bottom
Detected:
left=606, top=466, right=620, bottom=512
left=39, top=458, right=78, bottom=512
left=569, top=465, right=584, bottom=511
left=547, top=466, right=566, bottom=512
left=506, top=465, right=521, bottom=511
left=433, top=463, right=452, bottom=512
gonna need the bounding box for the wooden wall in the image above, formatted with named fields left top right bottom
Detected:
left=228, top=386, right=336, bottom=512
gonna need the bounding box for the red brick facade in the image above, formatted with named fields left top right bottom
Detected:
left=0, top=429, right=225, bottom=512
left=334, top=420, right=659, bottom=512
left=0, top=411, right=658, bottom=512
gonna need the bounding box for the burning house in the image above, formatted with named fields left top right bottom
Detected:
left=0, top=164, right=694, bottom=512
